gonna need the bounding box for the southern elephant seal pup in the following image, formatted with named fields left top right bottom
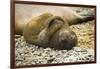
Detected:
left=15, top=4, right=94, bottom=50
left=23, top=13, right=77, bottom=50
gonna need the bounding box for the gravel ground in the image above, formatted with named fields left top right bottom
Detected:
left=70, top=20, right=95, bottom=49
left=15, top=7, right=95, bottom=66
left=15, top=36, right=94, bottom=66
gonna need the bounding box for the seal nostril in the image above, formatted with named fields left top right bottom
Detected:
left=61, top=39, right=65, bottom=43
left=61, top=39, right=66, bottom=43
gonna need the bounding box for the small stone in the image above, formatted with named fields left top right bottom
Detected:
left=44, top=48, right=51, bottom=51
left=88, top=55, right=92, bottom=57
left=47, top=58, right=55, bottom=63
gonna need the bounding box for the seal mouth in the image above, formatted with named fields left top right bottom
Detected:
left=61, top=40, right=76, bottom=50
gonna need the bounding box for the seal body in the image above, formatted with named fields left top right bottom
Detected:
left=22, top=13, right=77, bottom=50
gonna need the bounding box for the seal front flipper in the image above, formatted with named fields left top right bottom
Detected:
left=23, top=13, right=53, bottom=44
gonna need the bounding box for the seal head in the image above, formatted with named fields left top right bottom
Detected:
left=58, top=30, right=77, bottom=50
